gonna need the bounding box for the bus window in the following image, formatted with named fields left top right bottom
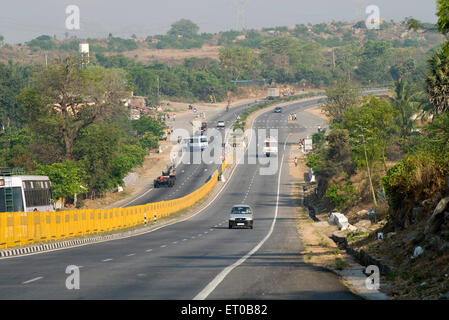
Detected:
left=24, top=181, right=52, bottom=208
left=0, top=187, right=24, bottom=212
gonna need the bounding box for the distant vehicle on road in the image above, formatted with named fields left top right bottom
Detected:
left=229, top=205, right=253, bottom=229
left=0, top=174, right=54, bottom=212
left=200, top=121, right=207, bottom=134
left=267, top=88, right=280, bottom=99
left=154, top=166, right=176, bottom=188
left=217, top=120, right=225, bottom=128
left=274, top=106, right=282, bottom=113
left=263, top=137, right=278, bottom=157
left=186, top=135, right=208, bottom=151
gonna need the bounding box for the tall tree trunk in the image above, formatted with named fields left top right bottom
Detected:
left=382, top=148, right=388, bottom=172
left=63, top=131, right=74, bottom=160
left=363, top=137, right=378, bottom=207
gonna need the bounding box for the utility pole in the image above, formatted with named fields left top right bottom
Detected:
left=234, top=0, right=248, bottom=32
left=332, top=48, right=335, bottom=72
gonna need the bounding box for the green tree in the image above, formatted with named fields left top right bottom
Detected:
left=260, top=36, right=302, bottom=79
left=404, top=17, right=424, bottom=32
left=219, top=46, right=260, bottom=81
left=356, top=40, right=392, bottom=84
left=437, top=0, right=449, bottom=35
left=73, top=124, right=122, bottom=192
left=426, top=42, right=449, bottom=115
left=127, top=65, right=158, bottom=97
left=132, top=115, right=165, bottom=138
left=34, top=160, right=86, bottom=200
left=18, top=57, right=130, bottom=159
left=343, top=97, right=398, bottom=206
left=168, top=19, right=200, bottom=38
left=323, top=79, right=361, bottom=124
left=0, top=61, right=32, bottom=127
left=390, top=79, right=421, bottom=138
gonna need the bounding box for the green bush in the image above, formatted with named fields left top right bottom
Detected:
left=140, top=132, right=159, bottom=150
left=34, top=160, right=86, bottom=200
left=325, top=182, right=356, bottom=210
left=382, top=151, right=449, bottom=211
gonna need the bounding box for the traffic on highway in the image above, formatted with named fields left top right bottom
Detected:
left=1, top=0, right=444, bottom=316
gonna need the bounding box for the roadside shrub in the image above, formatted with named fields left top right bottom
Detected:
left=382, top=151, right=449, bottom=211
left=325, top=181, right=356, bottom=210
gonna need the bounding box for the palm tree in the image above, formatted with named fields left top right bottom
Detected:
left=390, top=79, right=421, bottom=138
left=426, top=43, right=449, bottom=115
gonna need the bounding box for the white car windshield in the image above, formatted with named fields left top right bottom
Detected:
left=232, top=207, right=252, bottom=214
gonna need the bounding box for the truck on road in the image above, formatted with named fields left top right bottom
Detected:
left=267, top=88, right=280, bottom=99
left=153, top=166, right=176, bottom=188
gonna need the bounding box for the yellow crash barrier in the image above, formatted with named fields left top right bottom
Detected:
left=0, top=160, right=228, bottom=249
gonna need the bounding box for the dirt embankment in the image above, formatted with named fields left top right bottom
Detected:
left=113, top=45, right=221, bottom=65
left=304, top=105, right=330, bottom=122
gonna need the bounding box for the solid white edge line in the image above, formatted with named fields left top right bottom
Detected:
left=0, top=98, right=321, bottom=261
left=193, top=139, right=287, bottom=300
left=121, top=187, right=154, bottom=207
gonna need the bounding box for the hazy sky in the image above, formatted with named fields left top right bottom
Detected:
left=0, top=0, right=439, bottom=44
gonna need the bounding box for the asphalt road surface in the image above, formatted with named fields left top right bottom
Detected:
left=124, top=100, right=264, bottom=206
left=0, top=97, right=363, bottom=300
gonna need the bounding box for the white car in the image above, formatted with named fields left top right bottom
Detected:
left=229, top=205, right=254, bottom=229
left=217, top=120, right=225, bottom=128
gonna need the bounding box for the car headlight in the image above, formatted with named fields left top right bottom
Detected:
left=229, top=217, right=235, bottom=221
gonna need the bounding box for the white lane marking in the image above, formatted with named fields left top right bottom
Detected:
left=102, top=258, right=113, bottom=262
left=160, top=245, right=167, bottom=248
left=193, top=140, right=287, bottom=300
left=127, top=253, right=136, bottom=257
left=0, top=100, right=325, bottom=261
left=146, top=249, right=153, bottom=252
left=122, top=188, right=154, bottom=207
left=22, top=277, right=43, bottom=284
left=182, top=238, right=188, bottom=241
left=172, top=241, right=178, bottom=244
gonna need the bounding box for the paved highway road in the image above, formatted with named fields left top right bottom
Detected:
left=0, top=97, right=361, bottom=299
left=124, top=100, right=263, bottom=206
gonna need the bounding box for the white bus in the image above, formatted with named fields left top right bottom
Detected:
left=263, top=138, right=278, bottom=157
left=0, top=175, right=54, bottom=212
left=185, top=135, right=208, bottom=151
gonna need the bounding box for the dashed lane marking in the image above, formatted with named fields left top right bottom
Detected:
left=22, top=277, right=43, bottom=285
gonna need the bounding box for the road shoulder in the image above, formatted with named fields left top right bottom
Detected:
left=291, top=151, right=389, bottom=300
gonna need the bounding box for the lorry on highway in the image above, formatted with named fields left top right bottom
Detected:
left=267, top=88, right=280, bottom=99
left=153, top=165, right=176, bottom=188
left=263, top=137, right=278, bottom=157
